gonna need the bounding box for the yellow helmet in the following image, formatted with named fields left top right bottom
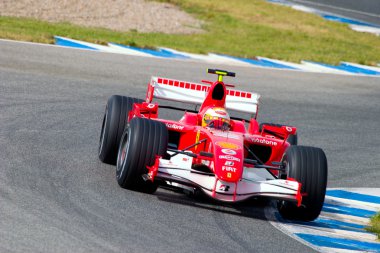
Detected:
left=202, top=107, right=231, bottom=130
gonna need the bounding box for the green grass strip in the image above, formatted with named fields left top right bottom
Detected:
left=1, top=0, right=379, bottom=65
left=366, top=212, right=380, bottom=240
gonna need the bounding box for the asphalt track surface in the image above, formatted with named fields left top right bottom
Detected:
left=286, top=0, right=380, bottom=25
left=1, top=40, right=379, bottom=253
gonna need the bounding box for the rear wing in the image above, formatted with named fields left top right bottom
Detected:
left=146, top=77, right=260, bottom=115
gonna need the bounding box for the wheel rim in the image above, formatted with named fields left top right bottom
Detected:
left=116, top=127, right=131, bottom=178
left=98, top=106, right=108, bottom=155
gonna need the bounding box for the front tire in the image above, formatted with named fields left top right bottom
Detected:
left=116, top=117, right=168, bottom=193
left=98, top=96, right=143, bottom=165
left=277, top=146, right=327, bottom=221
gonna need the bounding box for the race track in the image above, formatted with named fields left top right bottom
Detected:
left=1, top=40, right=379, bottom=253
left=286, top=0, right=380, bottom=25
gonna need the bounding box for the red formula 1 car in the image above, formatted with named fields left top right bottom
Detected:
left=98, top=69, right=328, bottom=221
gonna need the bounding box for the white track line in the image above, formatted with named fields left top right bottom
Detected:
left=324, top=197, right=380, bottom=211
left=300, top=61, right=355, bottom=75
left=107, top=43, right=154, bottom=57
left=350, top=25, right=380, bottom=35
left=257, top=56, right=320, bottom=72
left=54, top=36, right=120, bottom=53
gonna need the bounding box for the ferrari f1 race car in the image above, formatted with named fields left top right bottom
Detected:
left=98, top=69, right=328, bottom=221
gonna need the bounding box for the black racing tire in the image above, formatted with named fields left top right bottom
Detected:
left=116, top=117, right=168, bottom=193
left=277, top=146, right=328, bottom=221
left=259, top=122, right=297, bottom=145
left=98, top=95, right=144, bottom=165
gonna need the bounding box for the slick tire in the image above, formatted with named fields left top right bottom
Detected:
left=98, top=95, right=144, bottom=165
left=259, top=122, right=297, bottom=145
left=116, top=117, right=168, bottom=193
left=277, top=146, right=328, bottom=221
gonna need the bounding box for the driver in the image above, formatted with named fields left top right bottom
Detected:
left=202, top=107, right=231, bottom=131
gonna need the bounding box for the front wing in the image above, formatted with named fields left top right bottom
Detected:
left=150, top=155, right=302, bottom=205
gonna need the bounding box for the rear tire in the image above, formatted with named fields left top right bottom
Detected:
left=277, top=146, right=327, bottom=221
left=98, top=96, right=143, bottom=165
left=116, top=117, right=168, bottom=193
left=259, top=122, right=297, bottom=145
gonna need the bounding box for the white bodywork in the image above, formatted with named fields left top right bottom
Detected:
left=148, top=77, right=260, bottom=115
left=157, top=153, right=300, bottom=203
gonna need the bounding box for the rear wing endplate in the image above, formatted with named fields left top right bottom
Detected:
left=146, top=77, right=260, bottom=115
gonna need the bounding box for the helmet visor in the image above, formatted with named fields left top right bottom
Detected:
left=204, top=117, right=230, bottom=130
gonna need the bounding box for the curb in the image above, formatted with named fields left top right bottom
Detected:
left=266, top=188, right=380, bottom=253
left=54, top=36, right=380, bottom=77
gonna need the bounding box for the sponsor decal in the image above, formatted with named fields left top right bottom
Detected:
left=221, top=149, right=236, bottom=155
left=222, top=166, right=236, bottom=172
left=278, top=180, right=298, bottom=188
left=267, top=180, right=299, bottom=189
left=219, top=185, right=230, bottom=192
left=219, top=155, right=241, bottom=162
left=216, top=141, right=239, bottom=150
left=195, top=130, right=200, bottom=151
left=286, top=126, right=293, bottom=132
left=227, top=173, right=232, bottom=178
left=251, top=137, right=278, bottom=146
left=146, top=103, right=155, bottom=109
left=165, top=123, right=184, bottom=130
left=225, top=161, right=234, bottom=166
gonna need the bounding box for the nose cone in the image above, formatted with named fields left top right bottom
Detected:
left=214, top=142, right=243, bottom=182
